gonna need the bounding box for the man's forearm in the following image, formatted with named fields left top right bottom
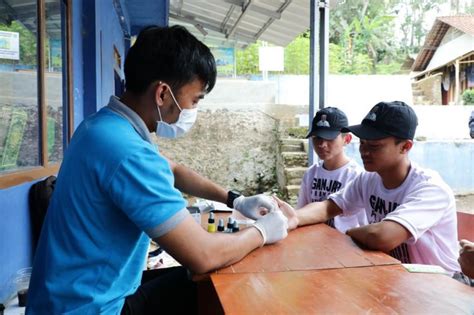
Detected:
left=173, top=163, right=227, bottom=203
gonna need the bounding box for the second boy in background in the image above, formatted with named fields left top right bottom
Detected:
left=297, top=107, right=368, bottom=233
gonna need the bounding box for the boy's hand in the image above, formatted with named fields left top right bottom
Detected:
left=272, top=195, right=299, bottom=230
left=459, top=239, right=474, bottom=278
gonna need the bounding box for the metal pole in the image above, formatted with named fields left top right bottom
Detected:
left=319, top=0, right=329, bottom=110
left=309, top=0, right=329, bottom=166
left=308, top=0, right=318, bottom=166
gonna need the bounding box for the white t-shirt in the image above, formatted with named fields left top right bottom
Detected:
left=329, top=163, right=460, bottom=274
left=297, top=159, right=368, bottom=233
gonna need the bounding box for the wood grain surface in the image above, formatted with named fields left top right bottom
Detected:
left=211, top=265, right=474, bottom=314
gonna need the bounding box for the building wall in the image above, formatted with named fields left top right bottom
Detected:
left=427, top=33, right=474, bottom=71
left=201, top=75, right=413, bottom=110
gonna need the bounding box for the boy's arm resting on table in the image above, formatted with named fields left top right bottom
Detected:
left=459, top=239, right=474, bottom=278
left=345, top=220, right=411, bottom=253
left=274, top=197, right=342, bottom=229
left=297, top=199, right=343, bottom=226
left=153, top=212, right=288, bottom=275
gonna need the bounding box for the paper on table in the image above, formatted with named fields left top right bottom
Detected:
left=193, top=199, right=233, bottom=212
left=402, top=264, right=450, bottom=275
left=208, top=200, right=233, bottom=212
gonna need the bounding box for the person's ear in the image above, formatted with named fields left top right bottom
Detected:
left=154, top=81, right=168, bottom=106
left=399, top=140, right=413, bottom=154
left=343, top=133, right=352, bottom=145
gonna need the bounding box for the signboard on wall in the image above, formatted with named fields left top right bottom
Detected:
left=0, top=31, right=20, bottom=60
left=211, top=47, right=234, bottom=76
left=259, top=46, right=284, bottom=71
left=50, top=39, right=62, bottom=68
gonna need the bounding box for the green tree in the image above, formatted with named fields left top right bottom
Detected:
left=329, top=0, right=401, bottom=74
left=284, top=33, right=310, bottom=74
left=236, top=42, right=259, bottom=75
left=397, top=0, right=444, bottom=54
left=351, top=15, right=396, bottom=73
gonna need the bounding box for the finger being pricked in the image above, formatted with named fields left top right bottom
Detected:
left=271, top=195, right=295, bottom=214
left=271, top=195, right=299, bottom=230
left=258, top=207, right=270, bottom=216
left=272, top=195, right=286, bottom=207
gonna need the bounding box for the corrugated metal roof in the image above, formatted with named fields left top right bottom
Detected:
left=168, top=0, right=310, bottom=48
left=0, top=0, right=62, bottom=39
left=412, top=15, right=474, bottom=72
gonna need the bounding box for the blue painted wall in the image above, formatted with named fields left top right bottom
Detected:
left=0, top=182, right=35, bottom=303
left=97, top=0, right=127, bottom=108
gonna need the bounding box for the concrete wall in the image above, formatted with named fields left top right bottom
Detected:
left=202, top=76, right=474, bottom=140
left=201, top=79, right=276, bottom=107
left=201, top=75, right=413, bottom=109
left=154, top=109, right=280, bottom=196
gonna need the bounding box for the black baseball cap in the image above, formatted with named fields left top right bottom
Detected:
left=342, top=101, right=418, bottom=140
left=306, top=107, right=349, bottom=140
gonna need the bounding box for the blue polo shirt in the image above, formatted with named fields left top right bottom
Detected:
left=27, top=96, right=188, bottom=314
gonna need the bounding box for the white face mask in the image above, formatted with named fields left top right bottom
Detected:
left=156, top=85, right=198, bottom=138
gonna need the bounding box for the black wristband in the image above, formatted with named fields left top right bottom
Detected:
left=226, top=191, right=241, bottom=208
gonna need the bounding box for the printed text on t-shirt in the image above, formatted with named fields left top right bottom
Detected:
left=369, top=195, right=400, bottom=223
left=311, top=178, right=342, bottom=201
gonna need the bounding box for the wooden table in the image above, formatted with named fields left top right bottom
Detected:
left=216, top=224, right=399, bottom=274
left=198, top=214, right=474, bottom=314
left=211, top=265, right=474, bottom=314
left=201, top=213, right=399, bottom=275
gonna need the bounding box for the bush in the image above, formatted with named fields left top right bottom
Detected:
left=287, top=127, right=308, bottom=139
left=462, top=89, right=474, bottom=105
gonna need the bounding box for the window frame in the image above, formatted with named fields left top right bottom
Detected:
left=0, top=0, right=73, bottom=189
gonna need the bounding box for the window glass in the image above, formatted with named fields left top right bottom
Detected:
left=0, top=7, right=39, bottom=173
left=45, top=0, right=64, bottom=163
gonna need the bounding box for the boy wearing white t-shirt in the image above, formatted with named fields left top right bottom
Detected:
left=276, top=101, right=463, bottom=278
left=298, top=107, right=367, bottom=233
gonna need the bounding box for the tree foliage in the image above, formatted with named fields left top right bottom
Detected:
left=396, top=0, right=444, bottom=54
left=236, top=42, right=259, bottom=75
left=236, top=0, right=461, bottom=75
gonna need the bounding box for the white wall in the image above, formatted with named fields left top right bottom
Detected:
left=202, top=75, right=474, bottom=140
left=427, top=33, right=474, bottom=71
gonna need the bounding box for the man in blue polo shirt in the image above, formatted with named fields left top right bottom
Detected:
left=27, top=26, right=288, bottom=315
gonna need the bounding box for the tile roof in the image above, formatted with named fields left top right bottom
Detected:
left=412, top=15, right=474, bottom=71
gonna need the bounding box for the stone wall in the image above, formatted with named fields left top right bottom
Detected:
left=412, top=73, right=443, bottom=105
left=153, top=109, right=280, bottom=195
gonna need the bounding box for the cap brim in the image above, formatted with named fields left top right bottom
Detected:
left=342, top=124, right=391, bottom=140
left=306, top=128, right=341, bottom=140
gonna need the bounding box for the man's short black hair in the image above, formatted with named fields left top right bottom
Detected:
left=124, top=25, right=216, bottom=95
